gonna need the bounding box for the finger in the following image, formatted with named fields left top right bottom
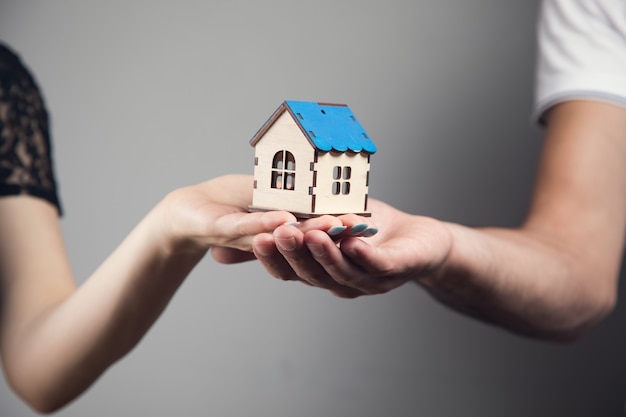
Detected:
left=254, top=226, right=369, bottom=296
left=290, top=214, right=378, bottom=240
left=336, top=237, right=383, bottom=271
left=214, top=210, right=296, bottom=237
left=207, top=211, right=297, bottom=251
left=252, top=233, right=301, bottom=281
left=288, top=215, right=352, bottom=240
left=332, top=214, right=379, bottom=240
left=296, top=215, right=343, bottom=234
left=272, top=225, right=348, bottom=290
left=339, top=238, right=412, bottom=294
left=210, top=247, right=257, bottom=264
left=304, top=232, right=394, bottom=295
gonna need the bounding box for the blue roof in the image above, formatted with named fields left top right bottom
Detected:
left=284, top=100, right=377, bottom=154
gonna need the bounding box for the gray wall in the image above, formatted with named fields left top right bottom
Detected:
left=1, top=1, right=625, bottom=416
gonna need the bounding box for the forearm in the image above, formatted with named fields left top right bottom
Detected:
left=1, top=176, right=293, bottom=412
left=423, top=222, right=616, bottom=342
left=422, top=102, right=626, bottom=341
left=5, top=204, right=206, bottom=413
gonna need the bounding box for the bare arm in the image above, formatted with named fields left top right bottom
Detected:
left=250, top=100, right=626, bottom=342
left=0, top=175, right=295, bottom=413
left=433, top=100, right=626, bottom=339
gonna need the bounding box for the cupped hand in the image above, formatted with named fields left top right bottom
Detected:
left=251, top=198, right=454, bottom=298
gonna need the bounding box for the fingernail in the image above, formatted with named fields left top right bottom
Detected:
left=349, top=223, right=368, bottom=235
left=361, top=227, right=379, bottom=237
left=283, top=221, right=300, bottom=226
left=327, top=225, right=347, bottom=236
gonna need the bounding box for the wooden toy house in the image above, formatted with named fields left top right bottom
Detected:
left=249, top=100, right=377, bottom=217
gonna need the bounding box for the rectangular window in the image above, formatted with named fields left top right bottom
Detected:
left=332, top=165, right=351, bottom=195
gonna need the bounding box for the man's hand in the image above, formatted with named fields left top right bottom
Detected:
left=250, top=199, right=453, bottom=298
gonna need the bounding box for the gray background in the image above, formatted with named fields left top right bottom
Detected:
left=1, top=1, right=625, bottom=416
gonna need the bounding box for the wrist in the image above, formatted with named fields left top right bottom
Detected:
left=148, top=193, right=211, bottom=257
left=415, top=220, right=463, bottom=288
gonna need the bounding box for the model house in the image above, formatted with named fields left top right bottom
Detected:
left=249, top=100, right=377, bottom=217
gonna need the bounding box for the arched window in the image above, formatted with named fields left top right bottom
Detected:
left=271, top=150, right=296, bottom=190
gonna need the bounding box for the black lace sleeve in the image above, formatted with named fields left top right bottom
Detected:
left=0, top=43, right=62, bottom=214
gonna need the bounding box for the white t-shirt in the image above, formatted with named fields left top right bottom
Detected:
left=533, top=0, right=626, bottom=124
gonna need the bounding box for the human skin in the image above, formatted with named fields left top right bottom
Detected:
left=244, top=100, right=626, bottom=342
left=0, top=174, right=296, bottom=413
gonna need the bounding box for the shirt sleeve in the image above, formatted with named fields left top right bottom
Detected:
left=0, top=43, right=62, bottom=214
left=533, top=0, right=626, bottom=125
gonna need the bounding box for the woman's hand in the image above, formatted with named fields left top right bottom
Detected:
left=158, top=175, right=297, bottom=256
